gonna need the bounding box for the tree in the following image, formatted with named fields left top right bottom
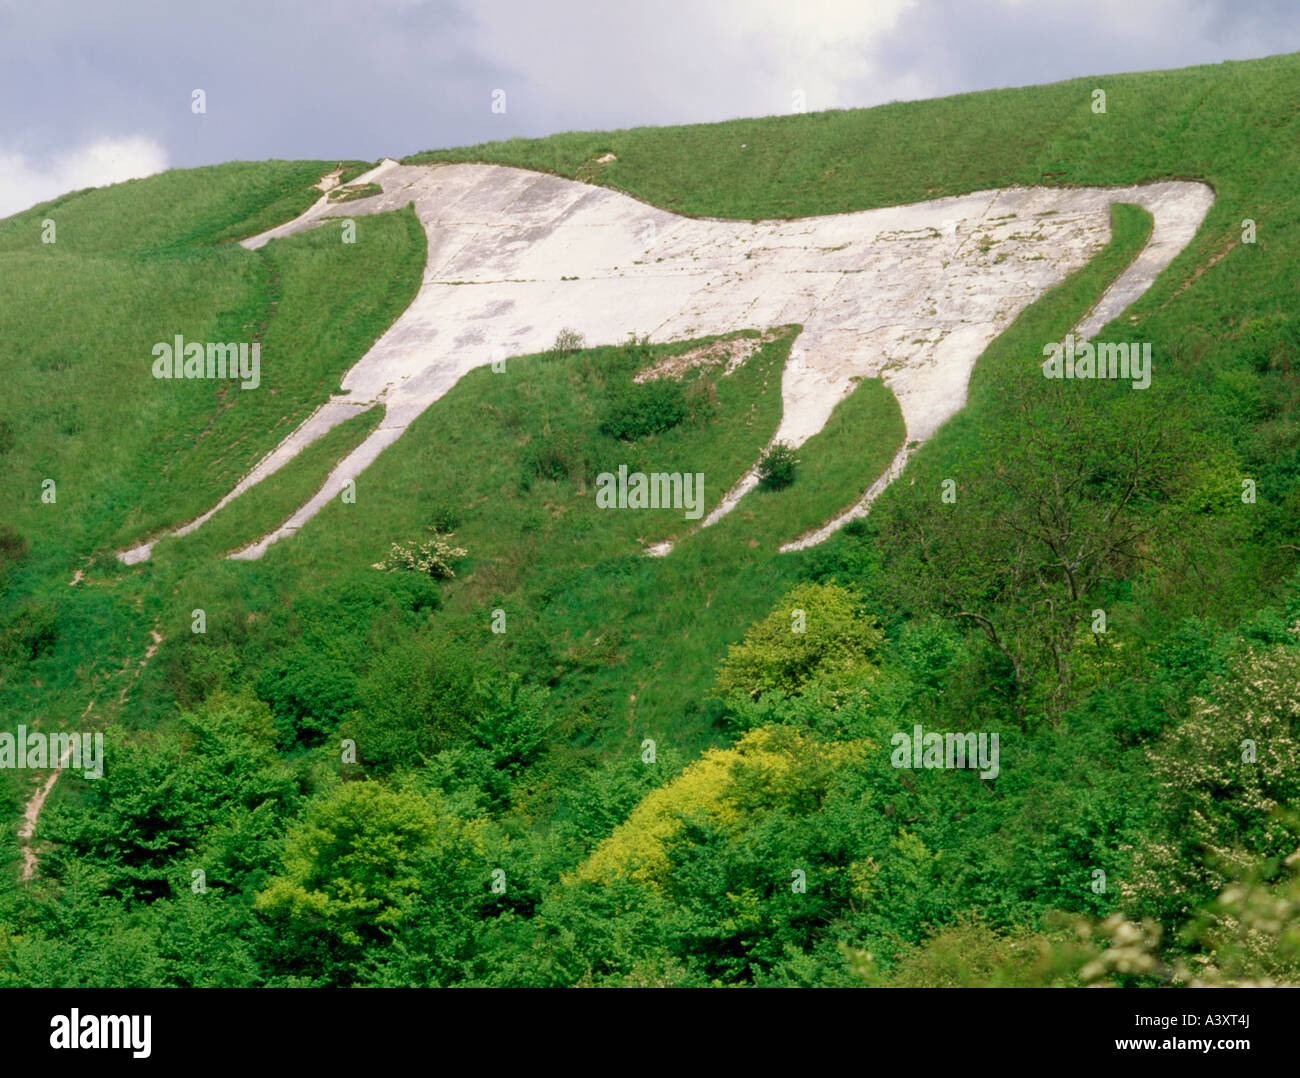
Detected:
left=371, top=531, right=467, bottom=579
left=713, top=581, right=883, bottom=702
left=254, top=782, right=448, bottom=966
left=1123, top=636, right=1300, bottom=924
left=551, top=327, right=585, bottom=357
left=873, top=383, right=1208, bottom=722
left=575, top=725, right=869, bottom=890
left=425, top=675, right=551, bottom=809
left=41, top=692, right=297, bottom=901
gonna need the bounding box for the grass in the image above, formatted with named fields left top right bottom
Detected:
left=154, top=405, right=385, bottom=564
left=402, top=59, right=1277, bottom=220
left=0, top=160, right=372, bottom=256
left=328, top=183, right=384, bottom=203
left=0, top=166, right=426, bottom=764
left=759, top=378, right=901, bottom=544
left=0, top=193, right=425, bottom=582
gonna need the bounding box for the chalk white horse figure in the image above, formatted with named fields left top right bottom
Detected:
left=117, top=159, right=1212, bottom=564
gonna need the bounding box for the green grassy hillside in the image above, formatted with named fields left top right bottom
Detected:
left=1, top=52, right=1298, bottom=988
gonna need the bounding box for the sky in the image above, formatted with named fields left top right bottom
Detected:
left=1, top=0, right=1298, bottom=217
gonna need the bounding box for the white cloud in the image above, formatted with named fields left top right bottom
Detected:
left=457, top=0, right=923, bottom=128
left=0, top=135, right=168, bottom=219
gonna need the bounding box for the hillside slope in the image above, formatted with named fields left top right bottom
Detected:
left=1, top=53, right=1297, bottom=988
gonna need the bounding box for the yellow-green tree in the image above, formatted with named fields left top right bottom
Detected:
left=255, top=781, right=453, bottom=952
left=713, top=581, right=883, bottom=701
left=573, top=725, right=869, bottom=888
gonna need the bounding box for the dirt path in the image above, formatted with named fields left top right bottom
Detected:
left=17, top=740, right=78, bottom=880
left=17, top=628, right=161, bottom=881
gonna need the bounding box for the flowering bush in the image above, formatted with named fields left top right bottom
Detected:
left=371, top=532, right=467, bottom=579
left=1123, top=635, right=1300, bottom=922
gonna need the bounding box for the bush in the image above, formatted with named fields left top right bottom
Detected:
left=758, top=442, right=798, bottom=490
left=600, top=381, right=687, bottom=440
left=347, top=638, right=478, bottom=769
left=0, top=600, right=57, bottom=664
left=425, top=502, right=461, bottom=533
left=426, top=675, right=552, bottom=809
left=1124, top=638, right=1300, bottom=923
left=0, top=524, right=27, bottom=584
left=254, top=782, right=444, bottom=959
left=714, top=581, right=884, bottom=702
left=520, top=432, right=593, bottom=488
left=371, top=532, right=467, bottom=579
left=257, top=645, right=359, bottom=747
left=173, top=641, right=244, bottom=709
left=551, top=327, right=585, bottom=357
left=381, top=571, right=441, bottom=614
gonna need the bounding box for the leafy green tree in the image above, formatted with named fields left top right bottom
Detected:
left=0, top=863, right=165, bottom=987
left=255, top=780, right=477, bottom=981
left=151, top=890, right=263, bottom=987
left=257, top=643, right=359, bottom=747
left=424, top=675, right=551, bottom=809
left=873, top=384, right=1211, bottom=722
left=41, top=692, right=298, bottom=901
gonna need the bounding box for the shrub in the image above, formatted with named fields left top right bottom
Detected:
left=372, top=531, right=467, bottom=579
left=551, top=327, right=585, bottom=357
left=257, top=645, right=359, bottom=747
left=1124, top=637, right=1300, bottom=923
left=347, top=637, right=479, bottom=769
left=254, top=782, right=444, bottom=955
left=173, top=641, right=244, bottom=710
left=381, top=571, right=441, bottom=614
left=758, top=442, right=798, bottom=490
left=426, top=502, right=461, bottom=533
left=520, top=432, right=593, bottom=488
left=0, top=600, right=57, bottom=664
left=600, top=381, right=687, bottom=440
left=0, top=524, right=27, bottom=583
